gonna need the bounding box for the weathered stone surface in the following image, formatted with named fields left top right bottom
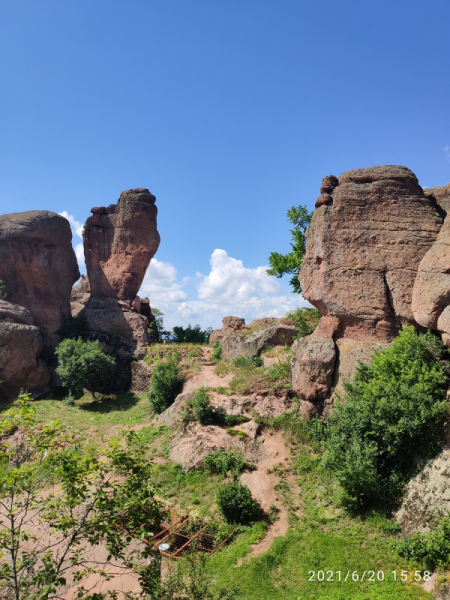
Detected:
left=83, top=188, right=160, bottom=303
left=334, top=339, right=389, bottom=394
left=424, top=183, right=450, bottom=216
left=291, top=336, right=336, bottom=402
left=301, top=166, right=442, bottom=337
left=209, top=315, right=245, bottom=344
left=130, top=360, right=153, bottom=393
left=0, top=211, right=80, bottom=348
left=395, top=445, right=450, bottom=535
left=412, top=184, right=450, bottom=344
left=78, top=298, right=148, bottom=358
left=222, top=323, right=297, bottom=361
left=0, top=301, right=50, bottom=398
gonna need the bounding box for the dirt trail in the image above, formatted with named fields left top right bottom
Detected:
left=183, top=347, right=233, bottom=392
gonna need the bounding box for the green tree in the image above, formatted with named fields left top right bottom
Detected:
left=322, top=326, right=449, bottom=512
left=0, top=395, right=165, bottom=600
left=55, top=338, right=116, bottom=399
left=267, top=205, right=312, bottom=294
left=172, top=324, right=213, bottom=344
left=148, top=308, right=166, bottom=344
left=147, top=358, right=184, bottom=413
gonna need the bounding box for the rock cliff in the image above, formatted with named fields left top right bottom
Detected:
left=0, top=210, right=80, bottom=349
left=293, top=165, right=444, bottom=409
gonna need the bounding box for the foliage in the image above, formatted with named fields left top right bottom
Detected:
left=396, top=515, right=450, bottom=570
left=0, top=279, right=8, bottom=300
left=233, top=355, right=262, bottom=368
left=55, top=338, right=116, bottom=399
left=148, top=307, right=167, bottom=344
left=226, top=429, right=247, bottom=438
left=286, top=306, right=320, bottom=338
left=267, top=205, right=312, bottom=294
left=212, top=341, right=222, bottom=363
left=322, top=326, right=449, bottom=512
left=172, top=324, right=213, bottom=344
left=148, top=358, right=184, bottom=414
left=0, top=394, right=165, bottom=600
left=159, top=552, right=239, bottom=599
left=216, top=481, right=260, bottom=524
left=204, top=449, right=246, bottom=477
left=266, top=362, right=291, bottom=381
left=185, top=387, right=214, bottom=425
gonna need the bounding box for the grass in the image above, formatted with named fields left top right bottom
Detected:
left=145, top=343, right=204, bottom=379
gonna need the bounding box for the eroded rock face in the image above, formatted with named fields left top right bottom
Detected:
left=0, top=211, right=80, bottom=348
left=83, top=188, right=160, bottom=303
left=221, top=323, right=297, bottom=361
left=209, top=315, right=246, bottom=344
left=293, top=166, right=443, bottom=408
left=412, top=182, right=450, bottom=345
left=0, top=301, right=50, bottom=398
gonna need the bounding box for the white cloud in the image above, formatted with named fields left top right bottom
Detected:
left=139, top=249, right=309, bottom=330
left=445, top=145, right=450, bottom=164
left=59, top=211, right=85, bottom=270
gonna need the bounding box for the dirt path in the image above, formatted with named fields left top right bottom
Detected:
left=183, top=347, right=233, bottom=392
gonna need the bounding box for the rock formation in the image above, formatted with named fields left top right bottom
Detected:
left=83, top=188, right=160, bottom=303
left=293, top=166, right=443, bottom=410
left=0, top=300, right=50, bottom=398
left=412, top=184, right=450, bottom=345
left=209, top=316, right=246, bottom=344
left=0, top=211, right=80, bottom=349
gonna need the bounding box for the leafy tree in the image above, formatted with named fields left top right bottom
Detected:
left=55, top=338, right=116, bottom=399
left=0, top=395, right=165, bottom=600
left=147, top=358, right=184, bottom=413
left=322, top=326, right=449, bottom=512
left=172, top=324, right=213, bottom=344
left=267, top=205, right=312, bottom=294
left=148, top=308, right=166, bottom=344
left=286, top=307, right=320, bottom=338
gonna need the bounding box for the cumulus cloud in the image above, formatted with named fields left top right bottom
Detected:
left=445, top=145, right=450, bottom=164
left=59, top=211, right=85, bottom=269
left=139, top=249, right=308, bottom=330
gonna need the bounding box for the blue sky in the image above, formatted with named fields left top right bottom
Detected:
left=1, top=1, right=449, bottom=329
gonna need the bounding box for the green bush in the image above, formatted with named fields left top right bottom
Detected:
left=204, top=449, right=245, bottom=476
left=396, top=515, right=450, bottom=570
left=212, top=341, right=222, bottom=362
left=267, top=362, right=291, bottom=380
left=148, top=359, right=184, bottom=414
left=251, top=355, right=263, bottom=367
left=183, top=387, right=214, bottom=425
left=286, top=307, right=320, bottom=338
left=322, top=326, right=449, bottom=512
left=216, top=481, right=260, bottom=524
left=55, top=338, right=116, bottom=398
left=233, top=355, right=250, bottom=367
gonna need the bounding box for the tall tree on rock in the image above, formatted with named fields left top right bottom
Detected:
left=267, top=205, right=312, bottom=294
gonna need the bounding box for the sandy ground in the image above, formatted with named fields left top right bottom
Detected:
left=183, top=347, right=234, bottom=392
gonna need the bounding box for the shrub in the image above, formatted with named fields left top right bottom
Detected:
left=212, top=341, right=222, bottom=362
left=286, top=307, right=320, bottom=338
left=322, top=326, right=449, bottom=512
left=267, top=362, right=291, bottom=381
left=233, top=355, right=250, bottom=367
left=216, top=481, right=260, bottom=524
left=204, top=449, right=245, bottom=476
left=396, top=515, right=450, bottom=570
left=183, top=387, right=214, bottom=425
left=55, top=338, right=116, bottom=399
left=148, top=359, right=184, bottom=414
left=251, top=355, right=263, bottom=367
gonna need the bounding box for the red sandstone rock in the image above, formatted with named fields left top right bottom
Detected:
left=293, top=166, right=443, bottom=409
left=209, top=315, right=246, bottom=343
left=83, top=188, right=160, bottom=303
left=0, top=301, right=50, bottom=398
left=412, top=182, right=450, bottom=343
left=0, top=211, right=80, bottom=349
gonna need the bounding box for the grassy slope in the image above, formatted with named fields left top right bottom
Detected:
left=26, top=348, right=435, bottom=600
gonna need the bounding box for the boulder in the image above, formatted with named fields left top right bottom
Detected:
left=291, top=336, right=336, bottom=402
left=209, top=315, right=245, bottom=344
left=395, top=446, right=450, bottom=535
left=130, top=360, right=153, bottom=393
left=424, top=183, right=450, bottom=216
left=222, top=323, right=297, bottom=361
left=0, top=301, right=50, bottom=398
left=0, top=211, right=80, bottom=348
left=83, top=188, right=160, bottom=304
left=292, top=166, right=443, bottom=412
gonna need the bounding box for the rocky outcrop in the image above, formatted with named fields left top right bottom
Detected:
left=0, top=300, right=50, bottom=398
left=209, top=316, right=246, bottom=344
left=293, top=166, right=443, bottom=409
left=412, top=183, right=450, bottom=346
left=0, top=211, right=80, bottom=349
left=222, top=322, right=297, bottom=361
left=83, top=188, right=160, bottom=304
left=396, top=445, right=450, bottom=535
